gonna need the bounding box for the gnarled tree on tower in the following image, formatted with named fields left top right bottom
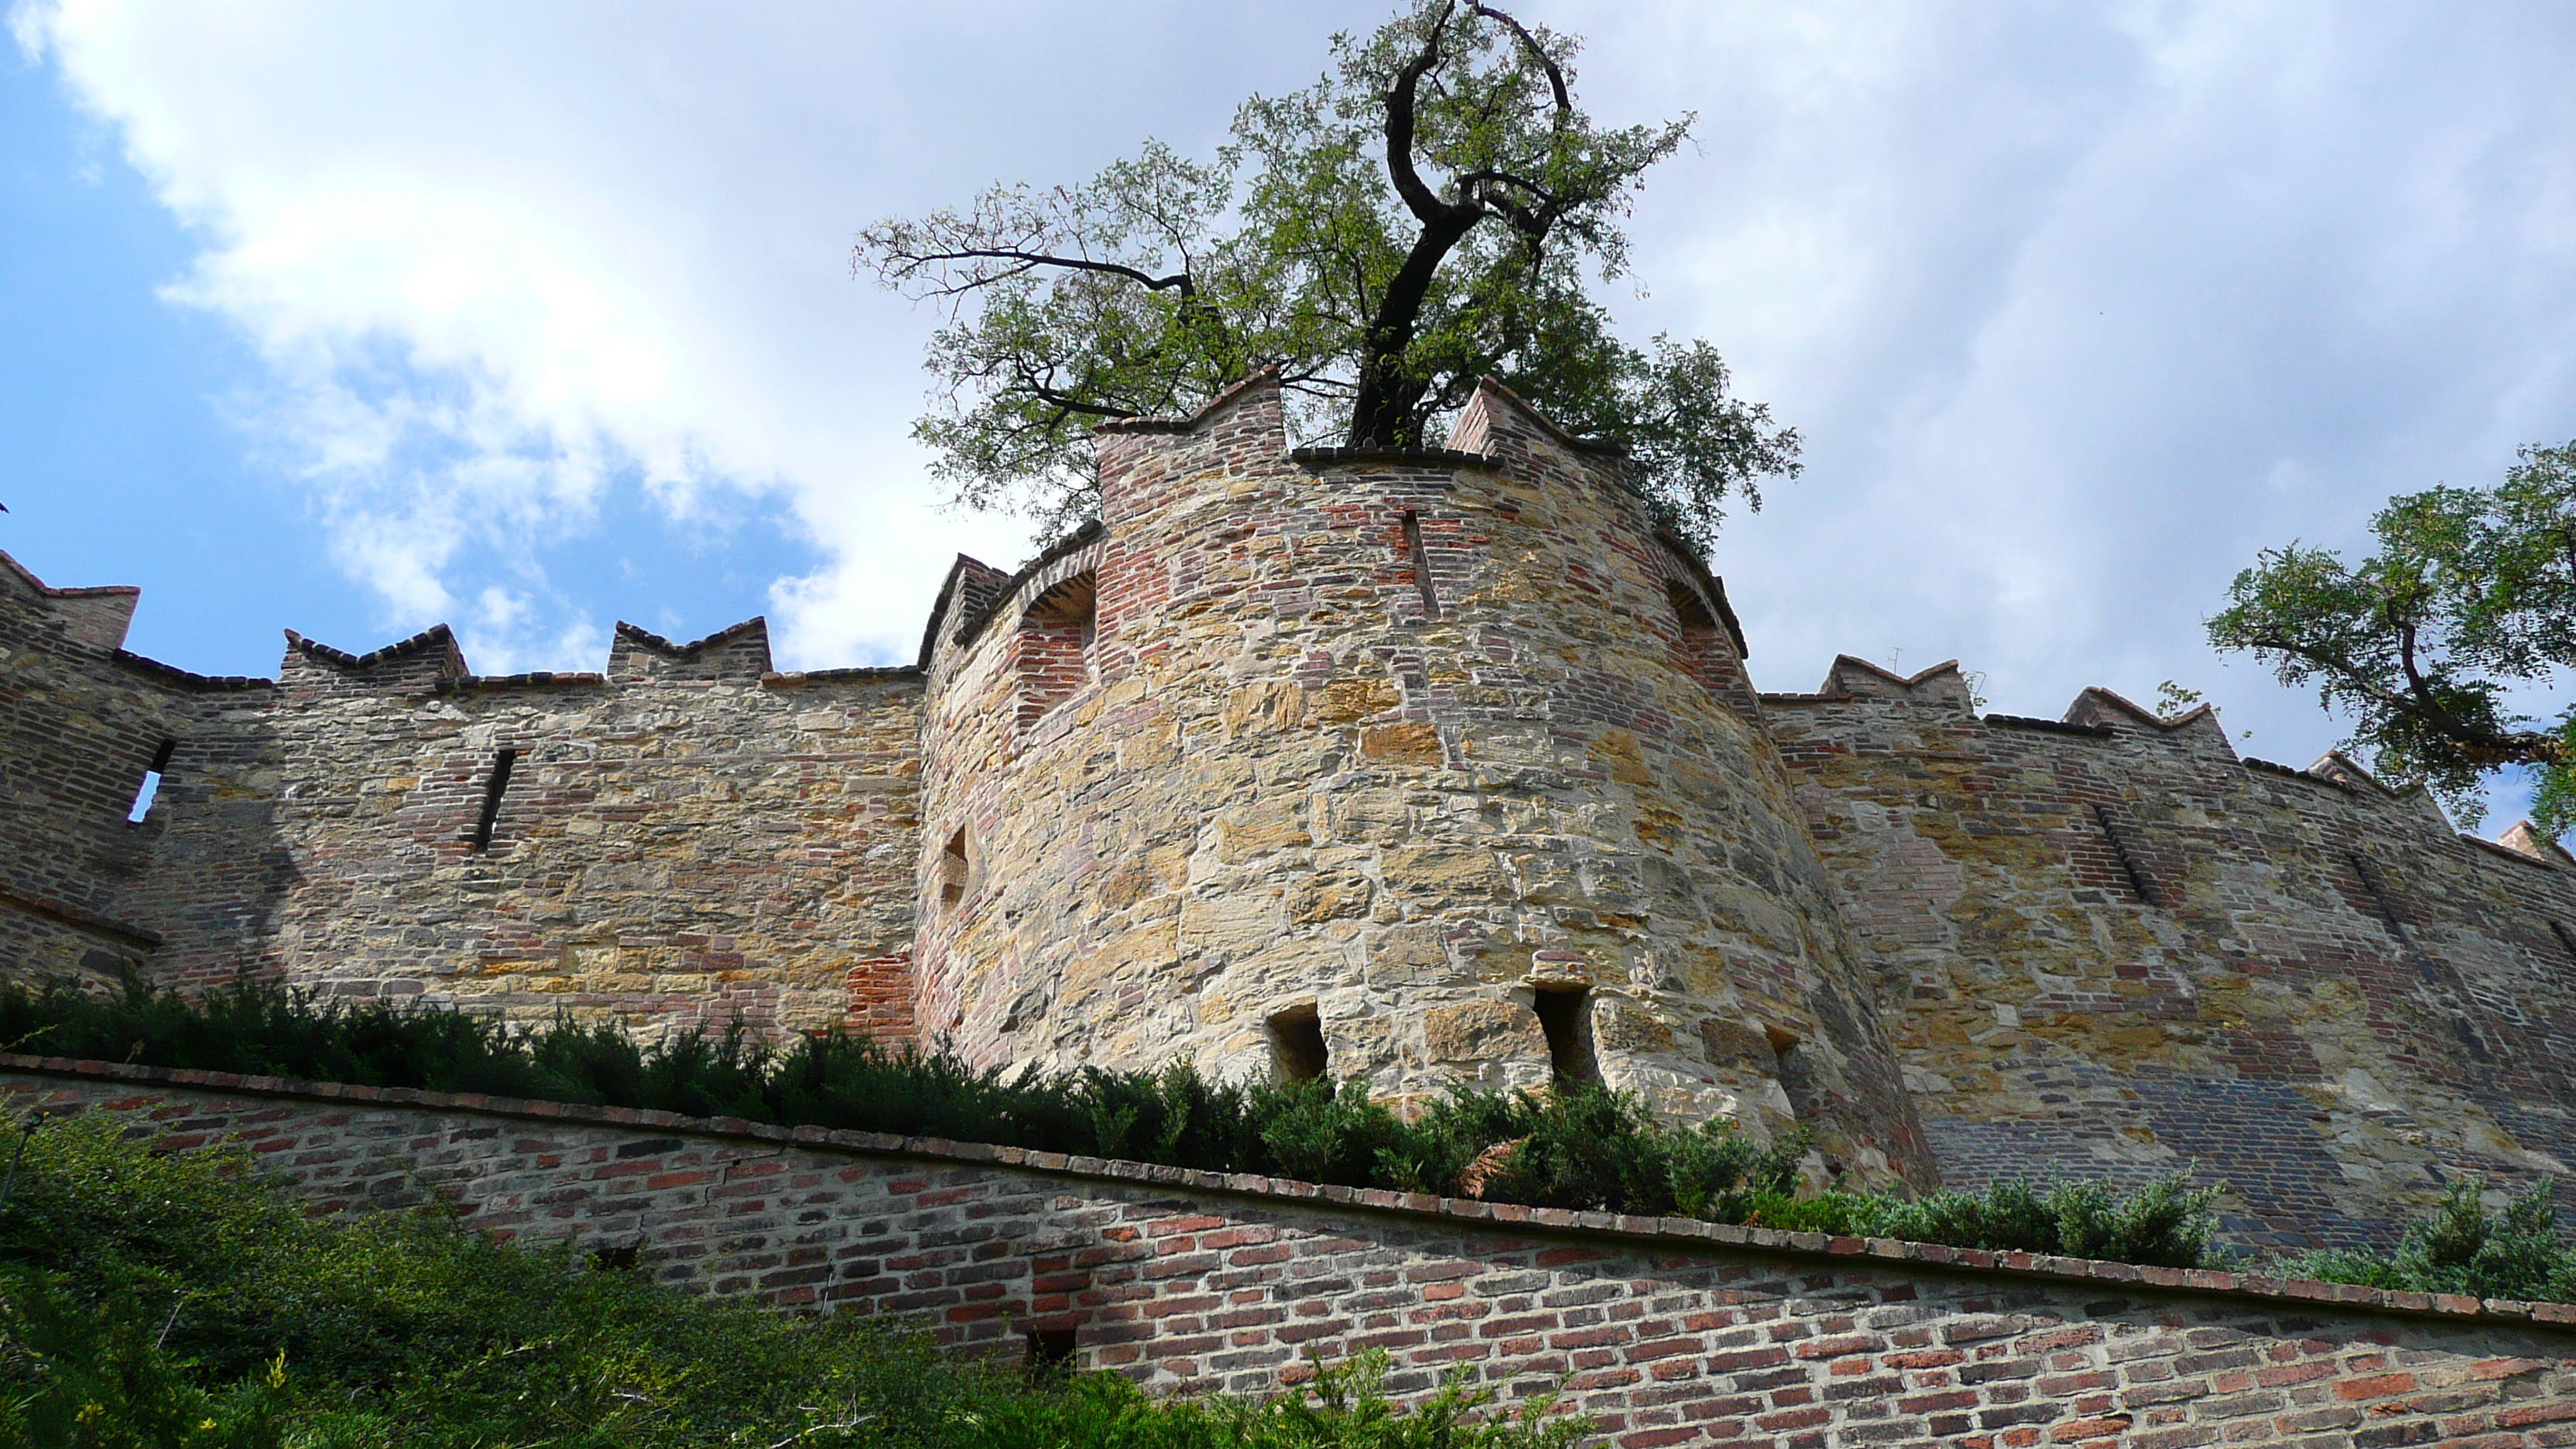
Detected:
left=856, top=1, right=1799, bottom=551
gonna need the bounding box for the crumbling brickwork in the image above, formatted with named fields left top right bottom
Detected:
left=12, top=1058, right=2576, bottom=1448
left=9, top=370, right=2576, bottom=1242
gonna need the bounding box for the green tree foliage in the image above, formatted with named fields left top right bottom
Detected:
left=2285, top=1176, right=2576, bottom=1303
left=855, top=1, right=1800, bottom=550
left=2208, top=440, right=2576, bottom=833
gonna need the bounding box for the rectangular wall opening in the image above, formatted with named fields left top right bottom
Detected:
left=1533, top=987, right=1598, bottom=1088
left=1401, top=509, right=1440, bottom=618
left=1664, top=581, right=1732, bottom=691
left=1269, top=1004, right=1328, bottom=1084
left=470, top=748, right=517, bottom=855
left=1767, top=1026, right=1822, bottom=1127
left=126, top=739, right=175, bottom=824
left=1024, top=1327, right=1078, bottom=1380
left=2348, top=851, right=2410, bottom=944
left=1016, top=571, right=1098, bottom=726
left=2091, top=801, right=2160, bottom=908
left=939, top=827, right=970, bottom=908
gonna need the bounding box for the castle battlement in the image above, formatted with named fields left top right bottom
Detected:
left=6, top=374, right=2576, bottom=1243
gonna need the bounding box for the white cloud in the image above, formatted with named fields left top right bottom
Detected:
left=16, top=0, right=2576, bottom=826
left=1565, top=0, right=2576, bottom=823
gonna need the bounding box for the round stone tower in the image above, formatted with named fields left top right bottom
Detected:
left=913, top=372, right=1934, bottom=1187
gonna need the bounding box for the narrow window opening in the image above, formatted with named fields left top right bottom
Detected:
left=470, top=748, right=516, bottom=854
left=1533, top=987, right=1599, bottom=1088
left=1269, top=1004, right=1328, bottom=1084
left=2348, top=851, right=2410, bottom=944
left=1665, top=581, right=1730, bottom=690
left=127, top=739, right=175, bottom=823
left=939, top=828, right=970, bottom=909
left=1017, top=571, right=1098, bottom=725
left=1401, top=509, right=1440, bottom=618
left=1025, top=1327, right=1078, bottom=1380
left=2091, top=802, right=2160, bottom=908
left=2549, top=920, right=2576, bottom=971
left=1766, top=1026, right=1821, bottom=1126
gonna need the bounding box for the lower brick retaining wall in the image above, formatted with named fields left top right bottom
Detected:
left=6, top=1055, right=2576, bottom=1447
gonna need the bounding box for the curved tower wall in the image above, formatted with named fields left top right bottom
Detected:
left=915, top=375, right=1933, bottom=1186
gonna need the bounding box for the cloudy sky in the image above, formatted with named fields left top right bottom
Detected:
left=5, top=2, right=2574, bottom=830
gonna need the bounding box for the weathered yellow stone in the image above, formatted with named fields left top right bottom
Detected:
left=1424, top=999, right=1548, bottom=1064
left=1177, top=892, right=1282, bottom=957
left=1358, top=721, right=1442, bottom=765
left=1378, top=844, right=1507, bottom=899
left=1214, top=798, right=1310, bottom=862
left=1587, top=730, right=1655, bottom=786
left=1595, top=998, right=1676, bottom=1053
left=1310, top=677, right=1399, bottom=724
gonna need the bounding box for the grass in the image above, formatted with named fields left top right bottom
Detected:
left=0, top=973, right=2228, bottom=1269
left=0, top=1110, right=1595, bottom=1447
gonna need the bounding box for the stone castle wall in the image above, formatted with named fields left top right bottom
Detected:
left=10, top=1057, right=2576, bottom=1447
left=0, top=554, right=924, bottom=1040
left=913, top=376, right=1927, bottom=1184
left=1767, top=658, right=2576, bottom=1252
left=10, top=372, right=2576, bottom=1244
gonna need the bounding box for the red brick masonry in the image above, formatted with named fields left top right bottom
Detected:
left=5, top=1053, right=2574, bottom=1448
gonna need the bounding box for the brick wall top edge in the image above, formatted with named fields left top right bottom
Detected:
left=1091, top=368, right=1281, bottom=434
left=611, top=616, right=766, bottom=656
left=1290, top=446, right=1495, bottom=469
left=284, top=624, right=457, bottom=671
left=108, top=650, right=277, bottom=692
left=433, top=673, right=611, bottom=692
left=2459, top=832, right=2564, bottom=871
left=1984, top=713, right=2115, bottom=739
left=1464, top=375, right=1629, bottom=457
left=2242, top=756, right=2349, bottom=790
left=762, top=667, right=923, bottom=687
left=948, top=521, right=1108, bottom=652
left=8, top=1051, right=2566, bottom=1332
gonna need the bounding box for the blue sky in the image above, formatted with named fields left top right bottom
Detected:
left=6, top=2, right=2576, bottom=827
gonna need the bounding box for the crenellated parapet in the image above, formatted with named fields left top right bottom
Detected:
left=607, top=618, right=772, bottom=683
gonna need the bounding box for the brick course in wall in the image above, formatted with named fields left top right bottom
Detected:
left=6, top=1053, right=2576, bottom=1448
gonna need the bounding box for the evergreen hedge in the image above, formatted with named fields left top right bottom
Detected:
left=0, top=975, right=2226, bottom=1269
left=2286, top=1176, right=2576, bottom=1303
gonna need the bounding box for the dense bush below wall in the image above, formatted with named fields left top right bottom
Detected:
left=0, top=975, right=2225, bottom=1269
left=2290, top=1177, right=2576, bottom=1304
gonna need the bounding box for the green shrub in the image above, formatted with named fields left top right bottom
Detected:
left=1841, top=1173, right=2226, bottom=1269
left=0, top=973, right=2232, bottom=1269
left=2283, top=1176, right=2576, bottom=1303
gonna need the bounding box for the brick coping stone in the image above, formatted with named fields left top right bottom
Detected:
left=6, top=1050, right=2567, bottom=1334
